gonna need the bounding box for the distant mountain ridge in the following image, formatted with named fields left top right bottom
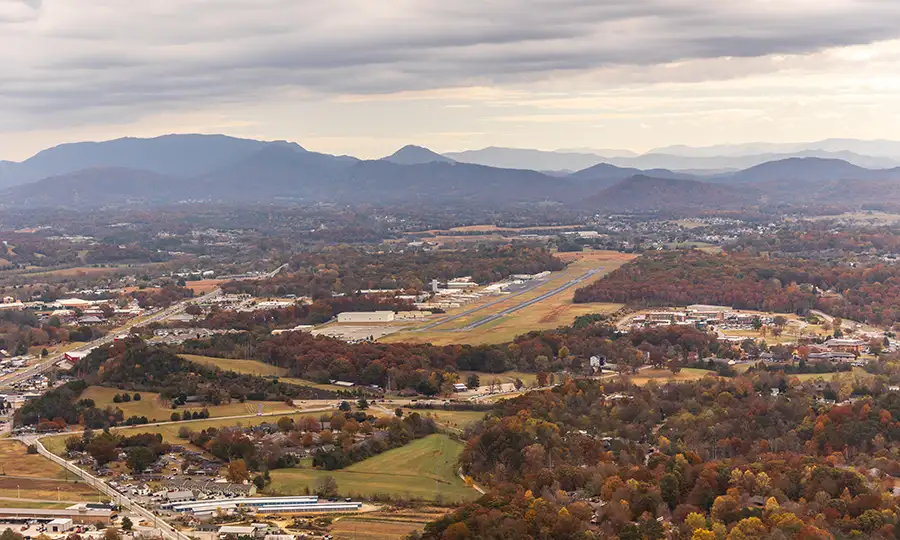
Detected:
left=586, top=175, right=761, bottom=212
left=0, top=134, right=277, bottom=188
left=6, top=135, right=900, bottom=212
left=383, top=145, right=455, bottom=165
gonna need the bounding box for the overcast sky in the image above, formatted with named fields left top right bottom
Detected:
left=2, top=0, right=900, bottom=160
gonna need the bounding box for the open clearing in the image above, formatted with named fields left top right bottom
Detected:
left=383, top=250, right=633, bottom=345
left=629, top=367, right=718, bottom=386
left=80, top=386, right=297, bottom=422
left=0, top=439, right=69, bottom=480
left=0, top=477, right=104, bottom=502
left=182, top=355, right=348, bottom=392
left=181, top=354, right=287, bottom=377
left=414, top=224, right=587, bottom=235
left=402, top=409, right=488, bottom=432
left=0, top=500, right=73, bottom=509
left=42, top=409, right=333, bottom=456
left=184, top=279, right=226, bottom=294
left=329, top=507, right=451, bottom=540
left=269, top=434, right=476, bottom=503
left=0, top=441, right=102, bottom=501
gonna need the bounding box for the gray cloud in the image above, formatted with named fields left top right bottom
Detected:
left=3, top=0, right=900, bottom=131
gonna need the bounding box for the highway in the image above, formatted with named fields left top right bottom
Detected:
left=0, top=288, right=222, bottom=390
left=456, top=268, right=603, bottom=331
left=33, top=437, right=191, bottom=540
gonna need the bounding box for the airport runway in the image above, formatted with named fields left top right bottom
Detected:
left=455, top=268, right=603, bottom=331
left=414, top=277, right=549, bottom=332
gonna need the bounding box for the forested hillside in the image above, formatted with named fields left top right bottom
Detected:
left=574, top=250, right=900, bottom=326
left=419, top=375, right=900, bottom=539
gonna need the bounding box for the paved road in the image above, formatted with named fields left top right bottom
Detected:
left=456, top=268, right=603, bottom=331
left=33, top=437, right=190, bottom=540
left=0, top=288, right=222, bottom=390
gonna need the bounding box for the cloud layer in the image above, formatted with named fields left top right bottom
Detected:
left=2, top=0, right=900, bottom=157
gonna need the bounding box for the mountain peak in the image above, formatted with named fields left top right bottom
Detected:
left=383, top=145, right=455, bottom=165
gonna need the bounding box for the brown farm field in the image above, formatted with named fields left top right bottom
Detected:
left=0, top=439, right=69, bottom=479
left=383, top=250, right=633, bottom=345
left=628, top=367, right=718, bottom=386
left=0, top=440, right=104, bottom=501
left=329, top=507, right=451, bottom=540
left=184, top=279, right=226, bottom=294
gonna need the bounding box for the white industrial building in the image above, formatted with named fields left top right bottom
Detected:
left=48, top=518, right=74, bottom=533
left=337, top=311, right=395, bottom=323
left=169, top=496, right=362, bottom=516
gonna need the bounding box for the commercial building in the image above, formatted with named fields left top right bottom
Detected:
left=337, top=311, right=395, bottom=323
left=824, top=338, right=867, bottom=353
left=168, top=496, right=361, bottom=516
left=48, top=518, right=74, bottom=533
left=0, top=505, right=113, bottom=524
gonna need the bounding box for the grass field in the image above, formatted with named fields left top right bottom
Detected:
left=269, top=434, right=476, bottom=503
left=462, top=370, right=538, bottom=387
left=0, top=477, right=104, bottom=502
left=415, top=224, right=586, bottom=235
left=0, top=441, right=102, bottom=501
left=629, top=368, right=717, bottom=386
left=404, top=410, right=488, bottom=432
left=180, top=354, right=288, bottom=377
left=329, top=508, right=451, bottom=540
left=0, top=439, right=69, bottom=479
left=42, top=409, right=334, bottom=456
left=181, top=354, right=348, bottom=392
left=184, top=279, right=226, bottom=294
left=790, top=367, right=872, bottom=382
left=0, top=499, right=73, bottom=509
left=383, top=250, right=633, bottom=346
left=80, top=386, right=297, bottom=422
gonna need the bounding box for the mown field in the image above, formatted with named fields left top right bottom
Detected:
left=0, top=440, right=103, bottom=502
left=401, top=409, right=488, bottom=432
left=268, top=434, right=476, bottom=503
left=80, top=386, right=298, bottom=422
left=628, top=367, right=717, bottom=386
left=329, top=507, right=452, bottom=540
left=41, top=408, right=335, bottom=456
left=383, top=250, right=632, bottom=346
left=180, top=354, right=347, bottom=392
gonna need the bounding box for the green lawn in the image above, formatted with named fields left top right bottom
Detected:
left=180, top=354, right=288, bottom=377
left=268, top=434, right=477, bottom=503
left=41, top=409, right=333, bottom=456
left=403, top=410, right=488, bottom=432
left=80, top=386, right=297, bottom=423
left=182, top=354, right=348, bottom=392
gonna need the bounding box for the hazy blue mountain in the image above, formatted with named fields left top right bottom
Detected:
left=2, top=167, right=181, bottom=207
left=383, top=145, right=455, bottom=165
left=555, top=147, right=640, bottom=158
left=649, top=139, right=900, bottom=161
left=605, top=150, right=900, bottom=171
left=0, top=134, right=277, bottom=188
left=586, top=175, right=761, bottom=212
left=445, top=145, right=900, bottom=172
left=444, top=147, right=608, bottom=172
left=1, top=143, right=571, bottom=207
left=719, top=157, right=900, bottom=184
